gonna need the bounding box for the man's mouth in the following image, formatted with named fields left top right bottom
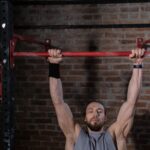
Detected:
left=91, top=118, right=99, bottom=123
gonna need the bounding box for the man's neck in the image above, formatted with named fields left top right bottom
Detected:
left=88, top=127, right=104, bottom=133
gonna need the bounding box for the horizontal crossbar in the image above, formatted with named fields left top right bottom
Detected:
left=13, top=51, right=150, bottom=57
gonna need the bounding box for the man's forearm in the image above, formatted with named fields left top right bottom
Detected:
left=49, top=77, right=64, bottom=105
left=127, top=67, right=142, bottom=105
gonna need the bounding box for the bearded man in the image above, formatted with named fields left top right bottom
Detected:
left=48, top=48, right=145, bottom=150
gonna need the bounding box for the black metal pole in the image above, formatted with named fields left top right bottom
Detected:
left=0, top=0, right=14, bottom=150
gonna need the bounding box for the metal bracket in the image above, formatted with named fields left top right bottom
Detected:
left=0, top=1, right=14, bottom=150
left=136, top=38, right=144, bottom=48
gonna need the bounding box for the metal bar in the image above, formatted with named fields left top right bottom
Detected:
left=14, top=24, right=150, bottom=30
left=13, top=34, right=49, bottom=46
left=0, top=65, right=2, bottom=97
left=13, top=0, right=150, bottom=5
left=0, top=1, right=14, bottom=150
left=13, top=51, right=150, bottom=57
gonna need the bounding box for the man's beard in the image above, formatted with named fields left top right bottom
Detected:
left=85, top=120, right=104, bottom=131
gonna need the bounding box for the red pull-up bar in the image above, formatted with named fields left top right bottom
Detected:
left=11, top=35, right=150, bottom=57
left=13, top=51, right=150, bottom=57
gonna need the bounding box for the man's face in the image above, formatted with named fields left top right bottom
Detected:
left=85, top=102, right=106, bottom=132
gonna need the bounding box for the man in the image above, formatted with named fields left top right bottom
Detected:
left=48, top=48, right=145, bottom=150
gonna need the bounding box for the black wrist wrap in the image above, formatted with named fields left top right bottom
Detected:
left=49, top=63, right=60, bottom=78
left=133, top=64, right=143, bottom=69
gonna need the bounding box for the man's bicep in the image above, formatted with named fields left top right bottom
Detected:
left=54, top=102, right=76, bottom=137
left=123, top=117, right=134, bottom=137
left=117, top=101, right=135, bottom=126
left=109, top=116, right=134, bottom=141
left=113, top=101, right=135, bottom=138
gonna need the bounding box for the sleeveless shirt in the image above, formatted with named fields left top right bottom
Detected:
left=74, top=129, right=117, bottom=150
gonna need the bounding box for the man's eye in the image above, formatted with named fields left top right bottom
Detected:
left=88, top=111, right=93, bottom=113
left=97, top=111, right=102, bottom=113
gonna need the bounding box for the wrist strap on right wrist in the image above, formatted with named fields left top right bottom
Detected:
left=133, top=64, right=143, bottom=69
left=49, top=63, right=60, bottom=78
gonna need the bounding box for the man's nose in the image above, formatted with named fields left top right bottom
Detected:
left=93, top=111, right=99, bottom=117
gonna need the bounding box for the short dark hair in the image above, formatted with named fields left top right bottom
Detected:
left=83, top=100, right=107, bottom=116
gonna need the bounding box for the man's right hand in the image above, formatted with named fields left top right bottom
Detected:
left=48, top=49, right=63, bottom=64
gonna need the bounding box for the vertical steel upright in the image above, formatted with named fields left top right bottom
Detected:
left=0, top=0, right=14, bottom=150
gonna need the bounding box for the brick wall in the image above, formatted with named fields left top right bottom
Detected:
left=0, top=1, right=150, bottom=150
